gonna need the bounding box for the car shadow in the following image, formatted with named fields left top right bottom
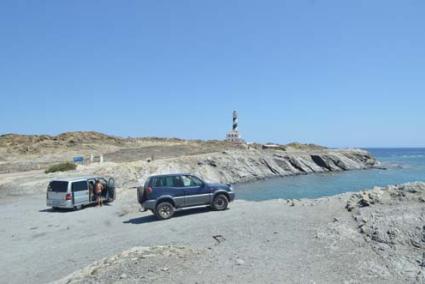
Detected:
left=123, top=206, right=212, bottom=224
left=39, top=208, right=73, bottom=213
left=39, top=201, right=113, bottom=213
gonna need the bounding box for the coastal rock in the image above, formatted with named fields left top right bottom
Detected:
left=346, top=189, right=384, bottom=211
left=347, top=182, right=425, bottom=281
left=346, top=183, right=425, bottom=211
left=53, top=246, right=196, bottom=284
left=98, top=148, right=378, bottom=189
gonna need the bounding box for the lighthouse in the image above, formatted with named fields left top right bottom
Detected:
left=232, top=111, right=238, bottom=131
left=226, top=111, right=244, bottom=143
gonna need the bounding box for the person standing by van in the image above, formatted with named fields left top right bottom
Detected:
left=95, top=180, right=104, bottom=207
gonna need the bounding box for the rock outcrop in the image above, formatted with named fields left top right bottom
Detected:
left=93, top=148, right=378, bottom=188
left=53, top=246, right=197, bottom=284
left=346, top=182, right=425, bottom=282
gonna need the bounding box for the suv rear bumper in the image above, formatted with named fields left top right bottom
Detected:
left=142, top=200, right=156, bottom=210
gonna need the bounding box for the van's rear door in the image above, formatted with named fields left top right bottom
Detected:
left=47, top=181, right=69, bottom=204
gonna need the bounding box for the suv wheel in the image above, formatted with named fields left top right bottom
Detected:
left=212, top=194, right=229, bottom=211
left=155, top=202, right=175, bottom=220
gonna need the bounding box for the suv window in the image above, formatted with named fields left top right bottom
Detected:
left=144, top=179, right=150, bottom=189
left=71, top=181, right=88, bottom=192
left=190, top=176, right=204, bottom=186
left=181, top=175, right=203, bottom=187
left=173, top=176, right=184, bottom=187
left=151, top=177, right=161, bottom=187
left=152, top=176, right=181, bottom=188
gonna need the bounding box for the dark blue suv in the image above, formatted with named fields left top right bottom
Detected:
left=137, top=174, right=235, bottom=220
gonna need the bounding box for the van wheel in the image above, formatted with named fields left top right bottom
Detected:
left=212, top=194, right=229, bottom=211
left=155, top=202, right=175, bottom=220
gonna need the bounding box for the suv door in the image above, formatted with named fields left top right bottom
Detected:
left=182, top=175, right=210, bottom=206
left=152, top=176, right=185, bottom=207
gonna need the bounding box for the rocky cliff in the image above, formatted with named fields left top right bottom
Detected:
left=91, top=148, right=378, bottom=187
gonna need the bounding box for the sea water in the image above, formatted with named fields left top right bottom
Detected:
left=234, top=148, right=425, bottom=201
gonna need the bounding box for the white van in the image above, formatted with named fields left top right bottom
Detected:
left=46, top=176, right=116, bottom=210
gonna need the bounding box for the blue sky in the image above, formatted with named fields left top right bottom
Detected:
left=0, top=0, right=424, bottom=147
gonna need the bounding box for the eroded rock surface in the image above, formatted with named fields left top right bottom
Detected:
left=346, top=182, right=425, bottom=282
left=54, top=246, right=200, bottom=284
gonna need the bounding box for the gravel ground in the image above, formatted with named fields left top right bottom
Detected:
left=3, top=183, right=424, bottom=284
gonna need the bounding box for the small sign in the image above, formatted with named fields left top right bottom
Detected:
left=73, top=156, right=84, bottom=164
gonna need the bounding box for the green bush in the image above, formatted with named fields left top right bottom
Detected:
left=45, top=162, right=77, bottom=174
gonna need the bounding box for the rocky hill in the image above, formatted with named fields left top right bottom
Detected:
left=0, top=131, right=231, bottom=154
left=0, top=132, right=237, bottom=173
left=0, top=131, right=125, bottom=153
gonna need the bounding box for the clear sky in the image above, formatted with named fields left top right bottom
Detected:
left=0, top=0, right=424, bottom=147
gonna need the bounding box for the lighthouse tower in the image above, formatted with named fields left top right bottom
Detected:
left=226, top=111, right=244, bottom=143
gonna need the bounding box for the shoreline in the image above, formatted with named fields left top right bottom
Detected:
left=233, top=166, right=391, bottom=202
left=233, top=164, right=385, bottom=186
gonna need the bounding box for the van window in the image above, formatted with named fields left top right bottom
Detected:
left=48, top=181, right=68, bottom=192
left=71, top=181, right=88, bottom=192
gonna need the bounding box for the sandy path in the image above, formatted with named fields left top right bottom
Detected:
left=0, top=189, right=402, bottom=284
left=0, top=169, right=44, bottom=184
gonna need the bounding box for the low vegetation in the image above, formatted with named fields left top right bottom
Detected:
left=45, top=162, right=77, bottom=174
left=283, top=142, right=327, bottom=151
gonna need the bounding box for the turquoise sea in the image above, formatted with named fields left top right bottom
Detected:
left=235, top=148, right=425, bottom=201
